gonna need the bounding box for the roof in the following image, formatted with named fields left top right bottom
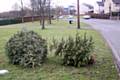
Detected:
left=83, top=3, right=94, bottom=9
left=97, top=1, right=104, bottom=6
left=113, top=0, right=120, bottom=4
left=102, top=0, right=105, bottom=2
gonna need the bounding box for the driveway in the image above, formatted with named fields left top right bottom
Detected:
left=82, top=19, right=120, bottom=72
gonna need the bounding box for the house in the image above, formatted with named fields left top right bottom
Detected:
left=104, top=0, right=120, bottom=13
left=68, top=5, right=76, bottom=15
left=97, top=0, right=104, bottom=14
left=63, top=8, right=69, bottom=15
left=80, top=3, right=94, bottom=14
left=83, top=3, right=94, bottom=14
left=62, top=6, right=76, bottom=15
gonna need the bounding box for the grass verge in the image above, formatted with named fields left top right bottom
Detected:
left=0, top=20, right=118, bottom=80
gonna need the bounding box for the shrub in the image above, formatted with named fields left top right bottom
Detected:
left=51, top=33, right=95, bottom=67
left=5, top=30, right=47, bottom=68
left=90, top=13, right=109, bottom=19
left=0, top=19, right=22, bottom=26
left=49, top=37, right=58, bottom=52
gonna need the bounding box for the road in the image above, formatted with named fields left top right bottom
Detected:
left=82, top=19, right=120, bottom=72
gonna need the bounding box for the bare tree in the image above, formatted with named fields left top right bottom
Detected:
left=12, top=1, right=27, bottom=19
left=20, top=0, right=24, bottom=23
left=12, top=2, right=20, bottom=18
left=48, top=0, right=52, bottom=24
left=54, top=6, right=64, bottom=21
left=30, top=0, right=48, bottom=29
left=12, top=3, right=20, bottom=11
left=39, top=0, right=49, bottom=29
left=30, top=0, right=38, bottom=22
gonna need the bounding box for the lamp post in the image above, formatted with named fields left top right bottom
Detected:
left=77, top=0, right=80, bottom=29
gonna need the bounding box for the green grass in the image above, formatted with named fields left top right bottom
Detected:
left=0, top=20, right=119, bottom=80
left=0, top=20, right=89, bottom=29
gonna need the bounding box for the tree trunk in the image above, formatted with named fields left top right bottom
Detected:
left=22, top=17, right=24, bottom=23
left=48, top=0, right=52, bottom=24
left=41, top=7, right=45, bottom=29
left=31, top=9, right=34, bottom=22
left=21, top=0, right=24, bottom=23
left=42, top=18, right=45, bottom=29
left=48, top=13, right=52, bottom=24
left=32, top=16, right=34, bottom=22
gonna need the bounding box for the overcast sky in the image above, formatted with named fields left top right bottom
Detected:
left=0, top=0, right=101, bottom=12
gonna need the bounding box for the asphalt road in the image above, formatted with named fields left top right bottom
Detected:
left=82, top=19, right=120, bottom=72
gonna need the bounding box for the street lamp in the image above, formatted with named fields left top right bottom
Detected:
left=77, top=0, right=80, bottom=29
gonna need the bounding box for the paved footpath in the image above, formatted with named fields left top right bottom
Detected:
left=82, top=19, right=120, bottom=73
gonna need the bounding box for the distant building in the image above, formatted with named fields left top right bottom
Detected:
left=63, top=8, right=69, bottom=15
left=63, top=6, right=76, bottom=15
left=97, top=0, right=104, bottom=14
left=83, top=3, right=94, bottom=14
left=68, top=5, right=76, bottom=15
left=80, top=3, right=94, bottom=14
left=104, top=0, right=120, bottom=13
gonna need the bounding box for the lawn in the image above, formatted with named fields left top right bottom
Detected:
left=0, top=20, right=119, bottom=80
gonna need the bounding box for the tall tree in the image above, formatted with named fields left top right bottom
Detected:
left=12, top=2, right=20, bottom=18
left=54, top=6, right=64, bottom=21
left=12, top=3, right=20, bottom=11
left=38, top=0, right=47, bottom=29
left=30, top=0, right=38, bottom=22
left=20, top=0, right=24, bottom=23
left=48, top=0, right=52, bottom=24
left=30, top=0, right=48, bottom=29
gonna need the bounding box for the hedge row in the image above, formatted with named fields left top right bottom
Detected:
left=90, top=12, right=120, bottom=19
left=90, top=13, right=109, bottom=19
left=0, top=19, right=22, bottom=26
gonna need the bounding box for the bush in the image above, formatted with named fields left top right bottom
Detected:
left=0, top=19, right=22, bottom=26
left=50, top=33, right=95, bottom=67
left=90, top=13, right=109, bottom=19
left=5, top=30, right=47, bottom=68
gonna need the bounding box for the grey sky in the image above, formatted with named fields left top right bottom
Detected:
left=0, top=0, right=101, bottom=12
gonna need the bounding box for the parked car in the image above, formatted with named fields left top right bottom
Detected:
left=83, top=15, right=91, bottom=19
left=59, top=16, right=64, bottom=19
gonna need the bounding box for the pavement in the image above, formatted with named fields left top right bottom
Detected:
left=81, top=19, right=120, bottom=73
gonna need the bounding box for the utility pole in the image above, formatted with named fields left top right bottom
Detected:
left=21, top=0, right=24, bottom=23
left=77, top=0, right=80, bottom=29
left=109, top=4, right=112, bottom=20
